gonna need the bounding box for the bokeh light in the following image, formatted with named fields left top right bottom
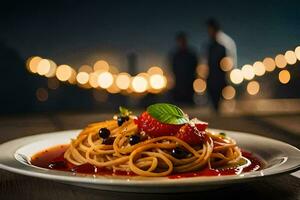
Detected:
left=241, top=64, right=255, bottom=80
left=222, top=86, right=236, bottom=100
left=88, top=72, right=99, bottom=88
left=27, top=56, right=42, bottom=73
left=116, top=73, right=131, bottom=90
left=247, top=81, right=260, bottom=95
left=284, top=50, right=297, bottom=65
left=37, top=59, right=51, bottom=75
left=94, top=60, right=109, bottom=72
left=275, top=54, right=287, bottom=68
left=47, top=78, right=59, bottom=90
left=193, top=78, right=206, bottom=93
left=131, top=75, right=148, bottom=93
left=107, top=80, right=121, bottom=94
left=149, top=74, right=166, bottom=90
left=295, top=46, right=300, bottom=61
left=79, top=65, right=93, bottom=73
left=147, top=66, right=164, bottom=75
left=278, top=70, right=290, bottom=84
left=36, top=88, right=48, bottom=102
left=230, top=69, right=244, bottom=84
left=45, top=60, right=57, bottom=78
left=68, top=69, right=77, bottom=84
left=56, top=65, right=72, bottom=81
left=220, top=57, right=233, bottom=72
left=76, top=72, right=90, bottom=85
left=253, top=61, right=265, bottom=76
left=97, top=71, right=113, bottom=88
left=262, top=57, right=276, bottom=72
left=196, top=64, right=209, bottom=79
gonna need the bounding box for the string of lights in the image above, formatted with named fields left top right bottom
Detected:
left=194, top=46, right=300, bottom=100
left=26, top=57, right=169, bottom=99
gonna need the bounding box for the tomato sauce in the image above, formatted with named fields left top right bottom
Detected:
left=30, top=145, right=263, bottom=178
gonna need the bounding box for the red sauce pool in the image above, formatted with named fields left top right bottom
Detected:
left=31, top=145, right=263, bottom=178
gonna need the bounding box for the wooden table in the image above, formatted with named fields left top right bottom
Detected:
left=0, top=112, right=299, bottom=200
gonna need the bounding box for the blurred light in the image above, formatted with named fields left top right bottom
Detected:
left=94, top=60, right=109, bottom=72
left=275, top=54, right=287, bottom=68
left=166, top=74, right=175, bottom=89
left=76, top=72, right=89, bottom=84
left=131, top=76, right=148, bottom=93
left=93, top=89, right=108, bottom=102
left=220, top=57, right=233, bottom=72
left=284, top=50, right=297, bottom=65
left=27, top=56, right=42, bottom=73
left=241, top=64, right=255, bottom=80
left=37, top=59, right=51, bottom=75
left=295, top=46, right=300, bottom=61
left=89, top=72, right=99, bottom=88
left=262, top=57, right=276, bottom=72
left=147, top=66, right=164, bottom=75
left=45, top=60, right=57, bottom=78
left=253, top=61, right=265, bottom=76
left=56, top=65, right=72, bottom=81
left=36, top=88, right=48, bottom=102
left=116, top=73, right=131, bottom=90
left=109, top=65, right=119, bottom=74
left=107, top=81, right=121, bottom=94
left=97, top=71, right=113, bottom=88
left=47, top=78, right=59, bottom=90
left=247, top=81, right=260, bottom=95
left=68, top=69, right=77, bottom=84
left=149, top=74, right=166, bottom=90
left=196, top=64, right=209, bottom=79
left=230, top=69, right=243, bottom=84
left=222, top=85, right=236, bottom=100
left=79, top=65, right=93, bottom=73
left=278, top=70, right=290, bottom=84
left=193, top=78, right=206, bottom=93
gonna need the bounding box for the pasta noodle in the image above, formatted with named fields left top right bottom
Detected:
left=64, top=118, right=242, bottom=177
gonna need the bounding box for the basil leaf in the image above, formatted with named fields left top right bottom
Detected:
left=147, top=103, right=188, bottom=125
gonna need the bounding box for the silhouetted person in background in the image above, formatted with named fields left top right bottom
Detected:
left=207, top=18, right=237, bottom=68
left=170, top=32, right=198, bottom=104
left=206, top=19, right=227, bottom=112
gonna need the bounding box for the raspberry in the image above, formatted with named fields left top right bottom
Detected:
left=175, top=124, right=206, bottom=146
left=135, top=112, right=182, bottom=137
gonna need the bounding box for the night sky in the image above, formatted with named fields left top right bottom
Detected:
left=1, top=0, right=300, bottom=72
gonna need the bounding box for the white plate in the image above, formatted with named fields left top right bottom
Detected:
left=0, top=129, right=299, bottom=193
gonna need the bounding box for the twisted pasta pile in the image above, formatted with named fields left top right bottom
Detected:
left=64, top=118, right=242, bottom=177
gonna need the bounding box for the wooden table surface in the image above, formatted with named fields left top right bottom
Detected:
left=0, top=112, right=299, bottom=200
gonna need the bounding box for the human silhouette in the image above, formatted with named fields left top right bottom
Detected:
left=207, top=18, right=237, bottom=67
left=205, top=20, right=227, bottom=112
left=170, top=32, right=198, bottom=104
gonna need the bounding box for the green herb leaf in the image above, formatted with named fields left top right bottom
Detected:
left=119, top=106, right=132, bottom=116
left=147, top=103, right=188, bottom=125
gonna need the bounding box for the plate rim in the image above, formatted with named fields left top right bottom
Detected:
left=0, top=129, right=299, bottom=187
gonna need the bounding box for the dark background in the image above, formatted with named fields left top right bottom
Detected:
left=0, top=0, right=300, bottom=113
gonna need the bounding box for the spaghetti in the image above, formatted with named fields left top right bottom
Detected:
left=64, top=114, right=243, bottom=177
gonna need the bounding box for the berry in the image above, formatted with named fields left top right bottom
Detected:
left=135, top=112, right=182, bottom=137
left=190, top=118, right=208, bottom=131
left=117, top=116, right=130, bottom=126
left=129, top=135, right=140, bottom=145
left=99, top=128, right=110, bottom=139
left=171, top=147, right=188, bottom=159
left=175, top=124, right=206, bottom=146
